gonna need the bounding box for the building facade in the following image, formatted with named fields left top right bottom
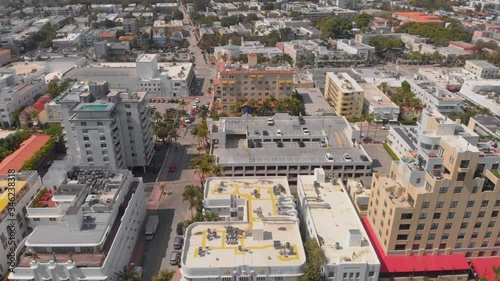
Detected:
left=324, top=72, right=364, bottom=118
left=368, top=110, right=500, bottom=259
left=9, top=167, right=147, bottom=281
left=57, top=84, right=154, bottom=170
left=361, top=83, right=399, bottom=122
left=465, top=60, right=499, bottom=79
left=214, top=60, right=294, bottom=111
left=0, top=171, right=43, bottom=280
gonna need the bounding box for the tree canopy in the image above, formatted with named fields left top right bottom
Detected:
left=299, top=238, right=325, bottom=281
left=316, top=18, right=352, bottom=39
left=398, top=22, right=472, bottom=46
left=369, top=35, right=405, bottom=56
left=353, top=13, right=373, bottom=28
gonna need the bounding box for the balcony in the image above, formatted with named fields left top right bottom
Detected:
left=18, top=252, right=106, bottom=267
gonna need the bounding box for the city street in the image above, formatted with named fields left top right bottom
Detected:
left=356, top=121, right=390, bottom=143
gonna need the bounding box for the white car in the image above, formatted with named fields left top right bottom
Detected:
left=267, top=118, right=274, bottom=125
left=195, top=98, right=200, bottom=104
left=325, top=153, right=334, bottom=162
left=302, top=128, right=310, bottom=135
left=276, top=129, right=282, bottom=136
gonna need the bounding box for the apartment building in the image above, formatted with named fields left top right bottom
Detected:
left=55, top=82, right=154, bottom=170
left=181, top=176, right=305, bottom=281
left=297, top=169, right=380, bottom=281
left=63, top=54, right=194, bottom=97
left=361, top=83, right=399, bottom=122
left=94, top=41, right=131, bottom=61
left=0, top=171, right=43, bottom=280
left=336, top=40, right=375, bottom=60
left=122, top=17, right=138, bottom=34
left=208, top=113, right=372, bottom=186
left=0, top=76, right=47, bottom=126
left=406, top=75, right=464, bottom=116
left=468, top=115, right=500, bottom=139
left=280, top=40, right=320, bottom=66
left=324, top=72, right=364, bottom=118
left=386, top=126, right=418, bottom=159
left=367, top=109, right=500, bottom=260
left=214, top=59, right=294, bottom=111
left=9, top=167, right=147, bottom=281
left=465, top=60, right=499, bottom=79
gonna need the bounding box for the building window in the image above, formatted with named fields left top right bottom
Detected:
left=85, top=144, right=91, bottom=148
left=399, top=224, right=410, bottom=230
left=481, top=200, right=489, bottom=207
left=431, top=223, right=439, bottom=229
left=450, top=201, right=458, bottom=208
left=397, top=234, right=408, bottom=240
left=100, top=136, right=106, bottom=141
left=449, top=156, right=454, bottom=164
left=472, top=232, right=479, bottom=238
left=97, top=122, right=103, bottom=126
left=126, top=112, right=132, bottom=117
left=433, top=213, right=441, bottom=219
left=426, top=244, right=433, bottom=249
left=101, top=144, right=107, bottom=148
left=457, top=172, right=466, bottom=181
left=83, top=137, right=89, bottom=141
left=419, top=213, right=427, bottom=219
left=467, top=201, right=474, bottom=208
left=417, top=223, right=425, bottom=230
left=87, top=157, right=93, bottom=162
left=125, top=104, right=131, bottom=108
left=81, top=122, right=87, bottom=126
left=414, top=233, right=422, bottom=240
left=442, top=233, right=449, bottom=239
left=493, top=211, right=499, bottom=217
left=444, top=223, right=452, bottom=229
left=461, top=222, right=468, bottom=228
left=421, top=201, right=430, bottom=208
left=436, top=201, right=444, bottom=208
left=33, top=218, right=41, bottom=221
left=478, top=211, right=485, bottom=218
left=439, top=186, right=448, bottom=193
left=488, top=221, right=495, bottom=227
left=49, top=218, right=56, bottom=221
left=428, top=233, right=436, bottom=240
left=464, top=212, right=472, bottom=218
left=474, top=222, right=482, bottom=228
left=453, top=186, right=462, bottom=193
left=395, top=244, right=406, bottom=250
left=401, top=213, right=412, bottom=219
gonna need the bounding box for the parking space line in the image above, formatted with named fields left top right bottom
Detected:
left=335, top=132, right=343, bottom=148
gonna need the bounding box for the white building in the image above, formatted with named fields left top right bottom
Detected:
left=63, top=54, right=195, bottom=97
left=0, top=171, right=43, bottom=280
left=361, top=83, right=399, bottom=122
left=54, top=82, right=154, bottom=169
left=297, top=169, right=380, bottom=281
left=181, top=176, right=306, bottom=281
left=9, top=167, right=146, bottom=281
left=52, top=33, right=82, bottom=47
left=0, top=76, right=47, bottom=126
left=208, top=113, right=372, bottom=186
left=465, top=60, right=499, bottom=79
left=386, top=126, right=418, bottom=159
left=406, top=75, right=464, bottom=116
left=336, top=40, right=375, bottom=60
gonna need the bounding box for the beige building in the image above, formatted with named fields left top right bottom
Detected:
left=367, top=109, right=500, bottom=259
left=324, top=72, right=364, bottom=118
left=465, top=60, right=499, bottom=79
left=214, top=57, right=294, bottom=111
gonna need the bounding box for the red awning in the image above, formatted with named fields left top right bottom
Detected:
left=361, top=218, right=470, bottom=273
left=471, top=257, right=500, bottom=280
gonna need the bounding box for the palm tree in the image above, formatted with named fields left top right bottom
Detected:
left=229, top=104, right=240, bottom=115
left=378, top=82, right=389, bottom=94
left=179, top=99, right=187, bottom=111
left=195, top=120, right=209, bottom=148
left=363, top=114, right=374, bottom=139
left=190, top=154, right=215, bottom=186
left=197, top=106, right=209, bottom=120
left=203, top=212, right=219, bottom=221
left=211, top=165, right=224, bottom=177
left=115, top=266, right=140, bottom=281
left=182, top=184, right=202, bottom=217
left=153, top=270, right=175, bottom=281
left=168, top=129, right=180, bottom=146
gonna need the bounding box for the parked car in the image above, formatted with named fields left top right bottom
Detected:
left=276, top=130, right=282, bottom=136
left=169, top=251, right=179, bottom=265
left=173, top=237, right=184, bottom=250
left=176, top=222, right=184, bottom=235
left=320, top=139, right=327, bottom=147
left=302, top=128, right=310, bottom=135
left=325, top=153, right=334, bottom=162
left=277, top=141, right=284, bottom=148
left=298, top=140, right=305, bottom=147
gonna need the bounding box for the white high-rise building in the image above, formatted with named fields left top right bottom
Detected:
left=0, top=171, right=43, bottom=280
left=54, top=82, right=154, bottom=169
left=9, top=167, right=147, bottom=281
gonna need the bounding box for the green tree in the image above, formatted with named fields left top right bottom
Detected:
left=316, top=17, right=352, bottom=39
left=398, top=22, right=472, bottom=46
left=171, top=9, right=184, bottom=20
left=353, top=13, right=373, bottom=28
left=190, top=154, right=215, bottom=186
left=182, top=184, right=203, bottom=216
left=115, top=266, right=140, bottom=281
left=153, top=270, right=175, bottom=281
left=299, top=238, right=325, bottom=281
left=43, top=123, right=63, bottom=138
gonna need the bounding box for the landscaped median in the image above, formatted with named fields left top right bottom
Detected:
left=383, top=143, right=400, bottom=161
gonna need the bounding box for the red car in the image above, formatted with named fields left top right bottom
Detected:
left=169, top=164, right=177, bottom=173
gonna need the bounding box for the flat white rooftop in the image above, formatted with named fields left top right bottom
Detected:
left=183, top=220, right=305, bottom=269
left=136, top=53, right=156, bottom=62
left=327, top=72, right=364, bottom=93
left=299, top=172, right=379, bottom=265
left=360, top=83, right=398, bottom=108
left=205, top=177, right=292, bottom=221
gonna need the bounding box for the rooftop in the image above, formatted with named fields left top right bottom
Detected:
left=182, top=221, right=305, bottom=269
left=25, top=167, right=132, bottom=247
left=6, top=61, right=45, bottom=77
left=458, top=79, right=500, bottom=116
left=137, top=53, right=156, bottom=63
left=73, top=102, right=114, bottom=111
left=295, top=88, right=335, bottom=115
left=0, top=135, right=51, bottom=174
left=299, top=171, right=379, bottom=265
left=360, top=83, right=398, bottom=108
left=209, top=114, right=372, bottom=165
left=183, top=176, right=305, bottom=271
left=220, top=63, right=293, bottom=75
left=0, top=179, right=29, bottom=215
left=467, top=60, right=499, bottom=69
left=326, top=72, right=364, bottom=93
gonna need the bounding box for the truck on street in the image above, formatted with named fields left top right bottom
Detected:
left=145, top=215, right=159, bottom=241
